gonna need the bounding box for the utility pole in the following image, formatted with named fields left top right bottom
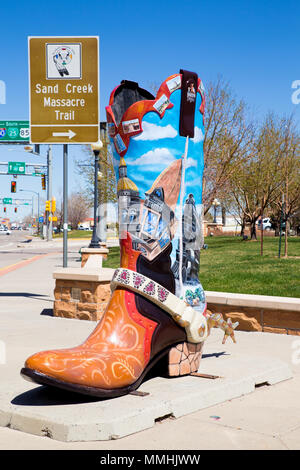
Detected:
left=47, top=145, right=53, bottom=241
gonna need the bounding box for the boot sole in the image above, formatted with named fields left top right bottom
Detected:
left=20, top=345, right=176, bottom=399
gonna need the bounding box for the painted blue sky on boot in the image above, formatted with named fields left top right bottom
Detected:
left=112, top=89, right=205, bottom=206
left=109, top=79, right=206, bottom=306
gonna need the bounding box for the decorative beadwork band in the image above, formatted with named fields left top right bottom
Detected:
left=111, top=268, right=209, bottom=343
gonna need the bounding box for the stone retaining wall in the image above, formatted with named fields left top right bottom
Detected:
left=53, top=270, right=300, bottom=337
left=206, top=292, right=300, bottom=336
left=54, top=279, right=111, bottom=321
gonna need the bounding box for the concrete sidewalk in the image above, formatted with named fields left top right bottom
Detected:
left=0, top=252, right=299, bottom=449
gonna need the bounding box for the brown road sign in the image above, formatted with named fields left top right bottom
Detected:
left=28, top=36, right=99, bottom=144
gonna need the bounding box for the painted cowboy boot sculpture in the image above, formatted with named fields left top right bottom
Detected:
left=21, top=70, right=238, bottom=398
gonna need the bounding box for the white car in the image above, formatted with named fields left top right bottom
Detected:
left=257, top=217, right=272, bottom=231
left=0, top=226, right=11, bottom=235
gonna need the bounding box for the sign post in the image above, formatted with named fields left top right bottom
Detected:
left=28, top=36, right=99, bottom=267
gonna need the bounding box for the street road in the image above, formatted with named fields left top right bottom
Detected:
left=0, top=231, right=85, bottom=271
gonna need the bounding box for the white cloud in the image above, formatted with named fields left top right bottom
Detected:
left=191, top=127, right=204, bottom=143
left=129, top=149, right=197, bottom=168
left=186, top=158, right=197, bottom=168
left=133, top=122, right=177, bottom=141
left=130, top=148, right=175, bottom=165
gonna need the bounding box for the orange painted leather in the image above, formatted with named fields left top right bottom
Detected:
left=25, top=233, right=157, bottom=390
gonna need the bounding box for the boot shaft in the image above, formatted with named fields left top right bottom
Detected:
left=106, top=71, right=205, bottom=308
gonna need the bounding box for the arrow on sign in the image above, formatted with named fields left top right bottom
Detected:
left=52, top=130, right=76, bottom=140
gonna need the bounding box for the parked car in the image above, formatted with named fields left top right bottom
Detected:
left=257, top=217, right=273, bottom=231
left=0, top=226, right=10, bottom=234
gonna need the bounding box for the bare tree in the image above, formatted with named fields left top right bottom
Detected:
left=22, top=215, right=33, bottom=225
left=76, top=137, right=117, bottom=206
left=269, top=117, right=300, bottom=248
left=228, top=114, right=299, bottom=240
left=68, top=192, right=89, bottom=229
left=203, top=77, right=254, bottom=214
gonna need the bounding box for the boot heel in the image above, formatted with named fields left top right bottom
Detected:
left=168, top=342, right=203, bottom=377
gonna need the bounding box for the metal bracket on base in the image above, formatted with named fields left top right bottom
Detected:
left=129, top=390, right=150, bottom=397
left=190, top=372, right=220, bottom=379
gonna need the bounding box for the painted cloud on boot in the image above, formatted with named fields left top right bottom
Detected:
left=133, top=122, right=177, bottom=141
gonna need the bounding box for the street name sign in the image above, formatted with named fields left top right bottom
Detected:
left=0, top=121, right=30, bottom=143
left=8, top=162, right=25, bottom=174
left=28, top=36, right=99, bottom=144
left=3, top=198, right=12, bottom=204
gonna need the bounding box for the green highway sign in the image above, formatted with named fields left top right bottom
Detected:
left=3, top=198, right=12, bottom=204
left=0, top=121, right=30, bottom=142
left=8, top=161, right=25, bottom=174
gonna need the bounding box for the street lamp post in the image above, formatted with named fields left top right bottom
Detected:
left=47, top=145, right=53, bottom=241
left=89, top=141, right=103, bottom=249
left=212, top=198, right=220, bottom=224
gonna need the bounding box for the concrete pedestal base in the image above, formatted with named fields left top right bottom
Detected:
left=81, top=246, right=109, bottom=268
left=2, top=349, right=292, bottom=442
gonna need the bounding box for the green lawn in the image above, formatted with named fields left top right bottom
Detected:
left=103, top=236, right=300, bottom=298
left=53, top=230, right=93, bottom=239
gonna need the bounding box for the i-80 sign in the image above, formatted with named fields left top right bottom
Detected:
left=0, top=121, right=30, bottom=142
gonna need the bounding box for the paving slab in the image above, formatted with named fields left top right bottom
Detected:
left=0, top=349, right=292, bottom=442
left=0, top=251, right=297, bottom=448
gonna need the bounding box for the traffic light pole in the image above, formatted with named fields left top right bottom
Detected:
left=63, top=144, right=68, bottom=267
left=37, top=191, right=40, bottom=235
left=20, top=190, right=40, bottom=234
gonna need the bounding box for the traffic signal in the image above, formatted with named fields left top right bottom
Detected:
left=41, top=174, right=46, bottom=190
left=45, top=200, right=51, bottom=211
left=14, top=207, right=17, bottom=213
left=4, top=207, right=6, bottom=213
left=11, top=181, right=16, bottom=193
left=51, top=197, right=56, bottom=213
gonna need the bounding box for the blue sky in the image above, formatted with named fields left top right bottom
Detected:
left=0, top=0, right=300, bottom=220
